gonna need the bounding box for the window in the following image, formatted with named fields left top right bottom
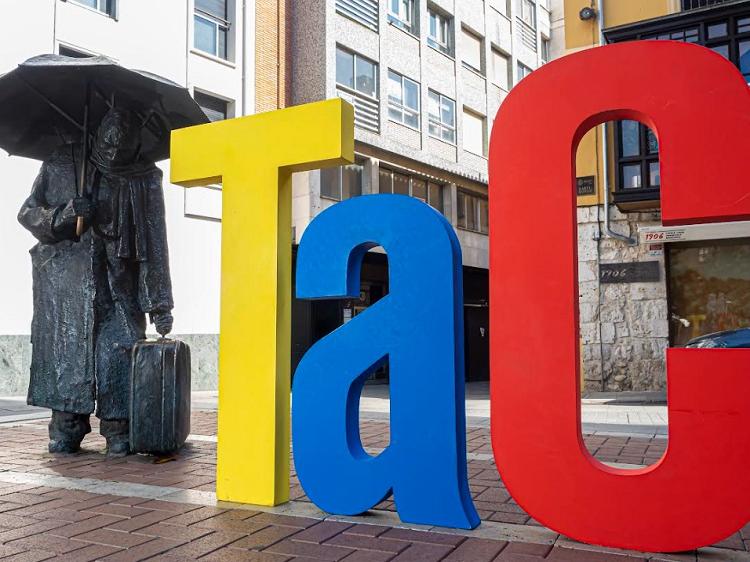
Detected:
left=457, top=190, right=489, bottom=234
left=491, top=48, right=511, bottom=90
left=388, top=0, right=417, bottom=34
left=609, top=12, right=750, bottom=202
left=379, top=167, right=444, bottom=212
left=336, top=47, right=378, bottom=99
left=520, top=0, right=536, bottom=28
left=428, top=7, right=453, bottom=55
left=336, top=47, right=380, bottom=132
left=336, top=0, right=379, bottom=31
left=517, top=61, right=533, bottom=81
left=194, top=0, right=229, bottom=60
left=462, top=27, right=484, bottom=73
left=321, top=160, right=365, bottom=201
left=463, top=109, right=486, bottom=157
left=69, top=0, right=116, bottom=16
left=428, top=90, right=457, bottom=144
left=541, top=37, right=550, bottom=63
left=388, top=71, right=420, bottom=129
left=616, top=120, right=660, bottom=195
left=195, top=91, right=230, bottom=122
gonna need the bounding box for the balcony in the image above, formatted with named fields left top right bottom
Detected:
left=682, top=0, right=736, bottom=11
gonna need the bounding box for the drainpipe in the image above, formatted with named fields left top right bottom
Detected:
left=597, top=0, right=636, bottom=246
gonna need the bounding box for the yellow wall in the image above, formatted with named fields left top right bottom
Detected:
left=565, top=0, right=676, bottom=206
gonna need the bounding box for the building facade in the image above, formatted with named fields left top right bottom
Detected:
left=565, top=0, right=750, bottom=392
left=289, top=0, right=553, bottom=380
left=0, top=0, right=286, bottom=394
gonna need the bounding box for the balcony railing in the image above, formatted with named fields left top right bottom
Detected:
left=681, top=0, right=735, bottom=11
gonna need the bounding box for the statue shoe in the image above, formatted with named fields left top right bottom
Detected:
left=48, top=440, right=80, bottom=454
left=106, top=440, right=130, bottom=458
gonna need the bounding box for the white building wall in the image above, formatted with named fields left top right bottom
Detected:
left=291, top=0, right=551, bottom=270
left=0, top=0, right=255, bottom=392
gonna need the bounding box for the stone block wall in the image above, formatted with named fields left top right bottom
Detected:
left=577, top=205, right=669, bottom=392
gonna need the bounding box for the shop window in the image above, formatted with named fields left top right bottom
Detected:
left=320, top=159, right=365, bottom=201
left=457, top=190, right=489, bottom=234
left=668, top=239, right=750, bottom=347
left=379, top=166, right=444, bottom=213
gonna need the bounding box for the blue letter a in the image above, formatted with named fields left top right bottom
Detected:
left=292, top=194, right=479, bottom=530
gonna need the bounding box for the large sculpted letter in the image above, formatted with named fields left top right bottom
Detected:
left=489, top=41, right=750, bottom=552
left=171, top=100, right=354, bottom=506
left=293, top=195, right=479, bottom=529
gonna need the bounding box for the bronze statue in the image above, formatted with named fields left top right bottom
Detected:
left=18, top=108, right=174, bottom=456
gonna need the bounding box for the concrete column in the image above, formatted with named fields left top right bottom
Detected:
left=363, top=157, right=380, bottom=195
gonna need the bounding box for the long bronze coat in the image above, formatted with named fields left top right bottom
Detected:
left=18, top=144, right=173, bottom=419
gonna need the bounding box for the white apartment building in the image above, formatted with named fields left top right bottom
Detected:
left=289, top=0, right=553, bottom=380
left=0, top=0, right=257, bottom=394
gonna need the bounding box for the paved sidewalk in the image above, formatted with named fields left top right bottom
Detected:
left=0, top=407, right=741, bottom=561
left=0, top=385, right=725, bottom=561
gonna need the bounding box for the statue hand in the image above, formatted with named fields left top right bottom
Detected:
left=151, top=311, right=174, bottom=337
left=61, top=197, right=94, bottom=223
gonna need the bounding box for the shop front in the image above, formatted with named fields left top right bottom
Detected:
left=667, top=237, right=750, bottom=346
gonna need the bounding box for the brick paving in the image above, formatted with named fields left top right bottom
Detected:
left=0, top=411, right=740, bottom=561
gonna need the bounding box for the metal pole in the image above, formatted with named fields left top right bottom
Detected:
left=75, top=85, right=90, bottom=238
left=597, top=0, right=636, bottom=246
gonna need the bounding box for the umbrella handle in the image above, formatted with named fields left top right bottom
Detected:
left=76, top=216, right=84, bottom=237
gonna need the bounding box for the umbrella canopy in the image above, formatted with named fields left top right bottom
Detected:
left=0, top=54, right=209, bottom=162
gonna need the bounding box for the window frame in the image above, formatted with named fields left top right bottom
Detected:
left=387, top=70, right=421, bottom=130
left=194, top=0, right=231, bottom=60
left=517, top=61, right=533, bottom=81
left=427, top=90, right=457, bottom=145
left=194, top=90, right=231, bottom=122
left=491, top=48, right=512, bottom=90
left=541, top=36, right=551, bottom=63
left=67, top=0, right=116, bottom=17
left=428, top=7, right=454, bottom=55
left=520, top=0, right=537, bottom=29
left=461, top=26, right=485, bottom=74
left=388, top=0, right=417, bottom=35
left=336, top=46, right=379, bottom=101
left=614, top=120, right=661, bottom=201
left=462, top=108, right=487, bottom=157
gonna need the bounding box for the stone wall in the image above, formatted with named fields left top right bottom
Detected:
left=0, top=334, right=219, bottom=397
left=577, top=205, right=669, bottom=392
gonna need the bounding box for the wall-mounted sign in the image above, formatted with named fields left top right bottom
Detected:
left=600, top=261, right=661, bottom=284
left=640, top=220, right=750, bottom=244
left=576, top=175, right=596, bottom=196
left=646, top=243, right=664, bottom=257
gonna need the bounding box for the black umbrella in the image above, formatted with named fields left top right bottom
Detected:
left=0, top=54, right=209, bottom=234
